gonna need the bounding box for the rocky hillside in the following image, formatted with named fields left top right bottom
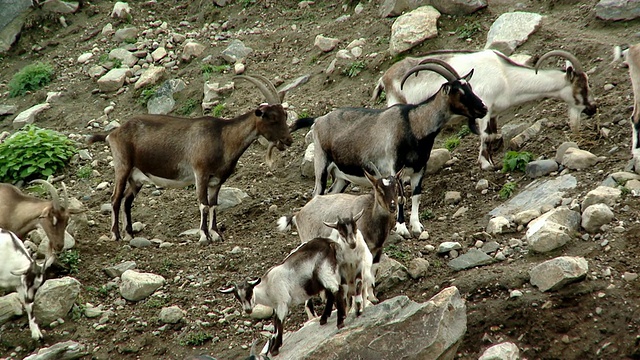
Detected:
left=1, top=0, right=640, bottom=359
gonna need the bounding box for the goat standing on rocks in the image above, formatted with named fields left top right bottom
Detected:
left=372, top=49, right=597, bottom=170
left=88, top=75, right=293, bottom=244
left=290, top=62, right=487, bottom=237
left=616, top=44, right=640, bottom=173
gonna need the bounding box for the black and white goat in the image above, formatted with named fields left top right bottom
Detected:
left=615, top=44, right=640, bottom=173
left=219, top=232, right=349, bottom=355
left=0, top=228, right=48, bottom=340
left=290, top=63, right=487, bottom=237
left=0, top=180, right=74, bottom=260
left=88, top=75, right=293, bottom=244
left=278, top=169, right=400, bottom=306
left=372, top=49, right=597, bottom=170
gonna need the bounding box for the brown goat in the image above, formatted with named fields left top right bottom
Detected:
left=88, top=75, right=293, bottom=244
left=0, top=180, right=73, bottom=259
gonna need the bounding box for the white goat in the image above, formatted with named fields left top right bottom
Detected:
left=220, top=235, right=347, bottom=356
left=0, top=228, right=49, bottom=340
left=291, top=63, right=487, bottom=237
left=88, top=75, right=293, bottom=244
left=372, top=49, right=597, bottom=170
left=615, top=44, right=640, bottom=172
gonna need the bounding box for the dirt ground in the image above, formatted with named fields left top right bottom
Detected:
left=1, top=0, right=640, bottom=359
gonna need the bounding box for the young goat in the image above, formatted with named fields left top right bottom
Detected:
left=372, top=49, right=597, bottom=170
left=290, top=63, right=487, bottom=237
left=219, top=227, right=352, bottom=356
left=88, top=75, right=293, bottom=244
left=0, top=180, right=73, bottom=260
left=616, top=44, right=640, bottom=172
left=278, top=170, right=400, bottom=306
left=0, top=228, right=48, bottom=340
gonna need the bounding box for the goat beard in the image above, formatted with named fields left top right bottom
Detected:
left=265, top=141, right=286, bottom=168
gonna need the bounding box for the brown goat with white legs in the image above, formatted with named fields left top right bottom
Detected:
left=88, top=75, right=293, bottom=244
left=0, top=180, right=73, bottom=260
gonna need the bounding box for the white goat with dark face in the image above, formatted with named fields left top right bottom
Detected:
left=0, top=228, right=49, bottom=340
left=372, top=49, right=597, bottom=170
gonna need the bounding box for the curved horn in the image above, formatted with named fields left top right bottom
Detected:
left=534, top=50, right=583, bottom=74
left=367, top=161, right=382, bottom=178
left=233, top=75, right=280, bottom=104
left=401, top=64, right=457, bottom=90
left=416, top=58, right=461, bottom=79
left=61, top=181, right=69, bottom=208
left=31, top=179, right=61, bottom=211
left=251, top=74, right=283, bottom=103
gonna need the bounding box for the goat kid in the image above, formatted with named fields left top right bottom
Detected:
left=88, top=75, right=293, bottom=244
left=220, top=235, right=347, bottom=356
left=278, top=169, right=399, bottom=306
left=615, top=44, right=640, bottom=173
left=290, top=63, right=487, bottom=237
left=0, top=228, right=49, bottom=340
left=0, top=180, right=75, bottom=260
left=372, top=49, right=597, bottom=170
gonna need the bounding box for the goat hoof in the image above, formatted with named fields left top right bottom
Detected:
left=319, top=317, right=328, bottom=325
left=270, top=349, right=279, bottom=357
left=337, top=322, right=345, bottom=329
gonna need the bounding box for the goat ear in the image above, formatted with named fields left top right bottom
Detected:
left=248, top=277, right=261, bottom=286
left=395, top=166, right=405, bottom=179
left=255, top=108, right=264, bottom=117
left=566, top=66, right=576, bottom=81
left=441, top=83, right=451, bottom=95
left=219, top=286, right=236, bottom=294
left=10, top=265, right=30, bottom=276
left=323, top=220, right=338, bottom=230
left=462, top=69, right=474, bottom=82
left=353, top=209, right=364, bottom=222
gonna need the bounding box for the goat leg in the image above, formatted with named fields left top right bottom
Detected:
left=336, top=286, right=346, bottom=329
left=122, top=180, right=142, bottom=239
left=319, top=291, right=335, bottom=325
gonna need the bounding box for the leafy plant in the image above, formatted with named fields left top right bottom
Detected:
left=112, top=58, right=123, bottom=68
left=444, top=136, right=460, bottom=151
left=420, top=209, right=434, bottom=221
left=8, top=62, right=54, bottom=97
left=176, top=98, right=199, bottom=116
left=501, top=151, right=533, bottom=173
left=87, top=285, right=109, bottom=297
left=76, top=164, right=93, bottom=179
left=343, top=61, right=366, bottom=78
left=212, top=103, right=225, bottom=117
left=499, top=182, right=517, bottom=199
left=98, top=54, right=109, bottom=64
left=143, top=297, right=167, bottom=309
left=375, top=90, right=386, bottom=104
left=201, top=64, right=230, bottom=80
left=456, top=22, right=482, bottom=39
left=180, top=331, right=213, bottom=346
left=137, top=86, right=158, bottom=106
left=385, top=244, right=410, bottom=261
left=0, top=125, right=78, bottom=183
left=298, top=110, right=310, bottom=119
left=456, top=125, right=472, bottom=138
left=58, top=249, right=80, bottom=274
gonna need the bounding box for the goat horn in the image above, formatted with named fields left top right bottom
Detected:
left=30, top=179, right=61, bottom=211
left=401, top=64, right=457, bottom=90
left=535, top=50, right=583, bottom=74
left=252, top=74, right=285, bottom=103
left=234, top=75, right=280, bottom=105
left=61, top=182, right=69, bottom=208
left=367, top=161, right=382, bottom=177
left=416, top=58, right=461, bottom=79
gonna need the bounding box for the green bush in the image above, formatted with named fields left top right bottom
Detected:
left=8, top=62, right=54, bottom=97
left=0, top=125, right=78, bottom=183
left=176, top=98, right=199, bottom=116
left=343, top=61, right=366, bottom=78
left=502, top=151, right=533, bottom=173
left=212, top=103, right=225, bottom=117
left=444, top=136, right=460, bottom=151
left=499, top=182, right=517, bottom=199
left=58, top=249, right=80, bottom=274
left=180, top=331, right=213, bottom=346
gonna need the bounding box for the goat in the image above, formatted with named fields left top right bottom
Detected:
left=219, top=231, right=351, bottom=355
left=290, top=62, right=487, bottom=237
left=372, top=49, right=597, bottom=170
left=278, top=169, right=399, bottom=305
left=88, top=75, right=293, bottom=244
left=0, top=228, right=49, bottom=340
left=0, top=180, right=74, bottom=260
left=615, top=44, right=640, bottom=173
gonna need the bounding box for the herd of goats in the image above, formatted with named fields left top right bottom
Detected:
left=1, top=44, right=639, bottom=357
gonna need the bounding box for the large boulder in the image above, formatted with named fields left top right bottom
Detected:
left=485, top=12, right=543, bottom=55
left=33, top=277, right=82, bottom=323
left=389, top=6, right=440, bottom=56
left=119, top=270, right=165, bottom=301
left=278, top=287, right=466, bottom=360
left=529, top=256, right=588, bottom=292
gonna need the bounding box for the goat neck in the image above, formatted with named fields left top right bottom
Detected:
left=406, top=92, right=451, bottom=138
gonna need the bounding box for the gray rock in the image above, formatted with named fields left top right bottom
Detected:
left=444, top=191, right=461, bottom=205
left=479, top=342, right=520, bottom=360
left=250, top=304, right=274, bottom=320
left=555, top=141, right=579, bottom=163
left=437, top=241, right=462, bottom=253
left=97, top=68, right=132, bottom=93
left=595, top=0, right=640, bottom=20
left=109, top=48, right=138, bottom=68
left=501, top=122, right=529, bottom=146
left=0, top=293, right=23, bottom=325
left=151, top=47, right=167, bottom=62
left=426, top=148, right=451, bottom=174
left=111, top=1, right=131, bottom=18
left=119, top=270, right=165, bottom=302
left=407, top=257, right=430, bottom=279
left=610, top=171, right=640, bottom=184
left=481, top=241, right=500, bottom=254
left=218, top=186, right=249, bottom=211
left=84, top=304, right=103, bottom=318
left=278, top=74, right=311, bottom=96
left=13, top=103, right=51, bottom=129
left=221, top=39, right=253, bottom=63
left=34, top=277, right=82, bottom=323
left=104, top=260, right=137, bottom=278
left=489, top=174, right=577, bottom=219
left=582, top=186, right=621, bottom=211
left=114, top=27, right=137, bottom=42
left=279, top=287, right=466, bottom=360
left=581, top=204, right=614, bottom=233
left=41, top=0, right=79, bottom=14
left=526, top=159, right=558, bottom=178
left=33, top=229, right=75, bottom=256
left=130, top=237, right=152, bottom=248
left=23, top=340, right=88, bottom=360
left=182, top=41, right=205, bottom=61
left=0, top=0, right=31, bottom=53
left=159, top=306, right=184, bottom=324
left=375, top=255, right=409, bottom=292
left=389, top=6, right=440, bottom=56
left=100, top=203, right=112, bottom=215
left=487, top=216, right=511, bottom=234
left=301, top=143, right=315, bottom=178
left=429, top=0, right=487, bottom=15
left=0, top=104, right=18, bottom=115
left=448, top=249, right=494, bottom=271
left=314, top=34, right=339, bottom=52
left=561, top=147, right=600, bottom=170
left=514, top=209, right=541, bottom=225
left=476, top=179, right=489, bottom=191
left=526, top=206, right=580, bottom=253
left=87, top=64, right=107, bottom=79
left=529, top=256, right=588, bottom=292
left=485, top=12, right=543, bottom=55
left=147, top=95, right=175, bottom=115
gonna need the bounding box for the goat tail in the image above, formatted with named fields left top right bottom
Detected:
left=87, top=134, right=108, bottom=144
left=289, top=117, right=315, bottom=132
left=370, top=77, right=384, bottom=103
left=276, top=215, right=293, bottom=232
